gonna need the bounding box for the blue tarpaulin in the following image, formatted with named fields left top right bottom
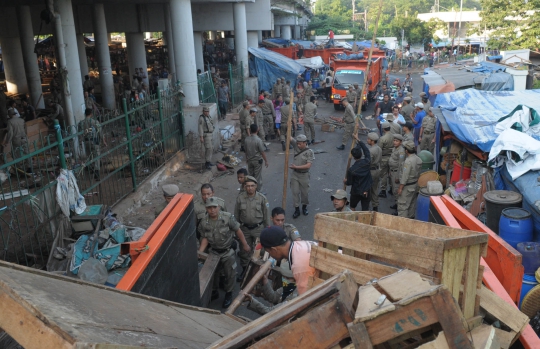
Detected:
left=348, top=40, right=380, bottom=49
left=290, top=40, right=315, bottom=48
left=248, top=47, right=305, bottom=92
left=433, top=89, right=540, bottom=152
left=264, top=38, right=290, bottom=46
left=335, top=53, right=364, bottom=60
left=469, top=61, right=506, bottom=73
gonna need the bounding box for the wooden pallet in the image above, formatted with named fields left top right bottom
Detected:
left=311, top=211, right=489, bottom=320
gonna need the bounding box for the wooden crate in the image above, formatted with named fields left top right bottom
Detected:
left=311, top=211, right=489, bottom=319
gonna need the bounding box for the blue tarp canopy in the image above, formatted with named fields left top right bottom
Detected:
left=431, top=40, right=452, bottom=47
left=263, top=38, right=290, bottom=46
left=469, top=61, right=506, bottom=73
left=433, top=89, right=540, bottom=152
left=348, top=40, right=379, bottom=48
left=290, top=40, right=315, bottom=48
left=248, top=47, right=305, bottom=92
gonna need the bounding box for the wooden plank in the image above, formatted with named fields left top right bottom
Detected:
left=477, top=286, right=529, bottom=337
left=417, top=332, right=450, bottom=349
left=199, top=252, right=220, bottom=307
left=314, top=215, right=445, bottom=272
left=377, top=270, right=434, bottom=302
left=348, top=322, right=374, bottom=349
left=493, top=328, right=515, bottom=349
left=354, top=285, right=395, bottom=322
left=470, top=325, right=499, bottom=349
left=430, top=288, right=473, bottom=349
left=462, top=245, right=481, bottom=319
left=310, top=245, right=399, bottom=285
left=307, top=276, right=325, bottom=289
left=440, top=247, right=467, bottom=301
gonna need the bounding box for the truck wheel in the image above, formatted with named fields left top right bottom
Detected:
left=333, top=103, right=341, bottom=111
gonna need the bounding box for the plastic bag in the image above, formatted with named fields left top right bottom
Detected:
left=78, top=258, right=108, bottom=284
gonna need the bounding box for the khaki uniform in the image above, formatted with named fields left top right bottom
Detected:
left=290, top=138, right=314, bottom=208
left=48, top=103, right=65, bottom=125
left=397, top=154, right=422, bottom=218
left=303, top=102, right=317, bottom=142
left=423, top=100, right=432, bottom=111
left=5, top=117, right=29, bottom=169
left=198, top=211, right=241, bottom=292
left=283, top=84, right=291, bottom=99
left=280, top=104, right=295, bottom=142
left=245, top=135, right=266, bottom=191
left=198, top=114, right=214, bottom=162
left=342, top=104, right=356, bottom=145
left=401, top=103, right=415, bottom=123
left=235, top=192, right=270, bottom=267
left=368, top=144, right=382, bottom=209
left=255, top=106, right=266, bottom=141
left=273, top=83, right=283, bottom=100
left=77, top=117, right=103, bottom=171
left=378, top=132, right=394, bottom=191
left=388, top=145, right=406, bottom=204
left=283, top=223, right=301, bottom=240
left=154, top=202, right=168, bottom=218
left=194, top=197, right=227, bottom=225
left=304, top=86, right=313, bottom=104
left=262, top=98, right=276, bottom=137
left=420, top=115, right=437, bottom=154
left=389, top=121, right=402, bottom=136
left=239, top=108, right=250, bottom=147
left=334, top=206, right=352, bottom=212
left=403, top=132, right=414, bottom=143
left=346, top=90, right=358, bottom=106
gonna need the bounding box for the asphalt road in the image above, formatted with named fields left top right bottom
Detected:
left=206, top=71, right=425, bottom=316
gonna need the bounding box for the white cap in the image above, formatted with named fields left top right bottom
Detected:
left=415, top=102, right=424, bottom=109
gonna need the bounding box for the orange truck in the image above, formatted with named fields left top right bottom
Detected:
left=330, top=57, right=382, bottom=111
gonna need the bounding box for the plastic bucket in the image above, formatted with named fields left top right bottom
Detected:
left=483, top=190, right=523, bottom=234
left=520, top=274, right=538, bottom=307
left=499, top=208, right=533, bottom=249
left=517, top=242, right=540, bottom=275
left=416, top=188, right=442, bottom=222
left=450, top=160, right=471, bottom=184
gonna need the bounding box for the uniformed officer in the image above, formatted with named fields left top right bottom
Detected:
left=3, top=109, right=31, bottom=173
left=198, top=197, right=251, bottom=308
left=78, top=108, right=106, bottom=180
left=331, top=189, right=352, bottom=212
left=401, top=97, right=414, bottom=123
left=245, top=124, right=269, bottom=192
left=378, top=122, right=393, bottom=198
left=154, top=184, right=179, bottom=218
left=283, top=80, right=291, bottom=99
left=271, top=207, right=301, bottom=241
left=280, top=99, right=296, bottom=151
left=239, top=101, right=251, bottom=151
left=419, top=107, right=437, bottom=154
left=388, top=134, right=406, bottom=212
left=194, top=183, right=228, bottom=226
left=262, top=92, right=276, bottom=140
left=235, top=176, right=270, bottom=279
left=256, top=99, right=267, bottom=145
left=303, top=80, right=314, bottom=105
left=397, top=141, right=423, bottom=218
left=198, top=106, right=215, bottom=169
left=237, top=168, right=248, bottom=195
left=346, top=85, right=358, bottom=110
left=46, top=99, right=65, bottom=127
left=403, top=122, right=414, bottom=143
left=353, top=83, right=361, bottom=101
left=272, top=78, right=283, bottom=100
left=366, top=132, right=382, bottom=211
left=290, top=134, right=314, bottom=218
left=385, top=113, right=402, bottom=135
left=419, top=92, right=431, bottom=111
left=336, top=99, right=356, bottom=150
left=303, top=96, right=317, bottom=145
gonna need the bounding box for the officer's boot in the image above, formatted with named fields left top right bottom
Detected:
left=293, top=207, right=301, bottom=219
left=378, top=190, right=387, bottom=198
left=372, top=206, right=378, bottom=212
left=302, top=205, right=309, bottom=216
left=282, top=141, right=286, bottom=151
left=390, top=204, right=397, bottom=209
left=222, top=291, right=233, bottom=308
left=211, top=290, right=219, bottom=301
left=336, top=144, right=345, bottom=150
left=236, top=266, right=247, bottom=282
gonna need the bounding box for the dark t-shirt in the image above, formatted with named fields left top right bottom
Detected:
left=379, top=101, right=394, bottom=114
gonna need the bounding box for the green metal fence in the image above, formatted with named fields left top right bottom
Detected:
left=197, top=71, right=217, bottom=104
left=229, top=63, right=245, bottom=106
left=0, top=87, right=184, bottom=266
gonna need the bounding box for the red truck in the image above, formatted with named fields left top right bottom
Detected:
left=330, top=57, right=383, bottom=111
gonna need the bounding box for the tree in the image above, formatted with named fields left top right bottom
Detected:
left=480, top=0, right=540, bottom=50
left=390, top=16, right=432, bottom=46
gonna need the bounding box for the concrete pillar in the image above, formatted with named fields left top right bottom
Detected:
left=108, top=33, right=112, bottom=44
left=294, top=25, right=301, bottom=40
left=92, top=3, right=115, bottom=109
left=125, top=33, right=148, bottom=85
left=282, top=25, right=292, bottom=40
left=54, top=0, right=85, bottom=123
left=257, top=30, right=262, bottom=43
left=208, top=31, right=215, bottom=40
left=163, top=6, right=176, bottom=80
left=247, top=31, right=258, bottom=48
left=16, top=6, right=44, bottom=109
left=233, top=3, right=249, bottom=78
left=193, top=31, right=204, bottom=72
left=170, top=0, right=199, bottom=106
left=1, top=37, right=28, bottom=95
left=76, top=34, right=89, bottom=78
left=274, top=25, right=281, bottom=38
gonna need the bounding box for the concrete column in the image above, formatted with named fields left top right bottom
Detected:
left=282, top=25, right=292, bottom=40
left=125, top=32, right=148, bottom=85
left=247, top=31, right=258, bottom=48
left=294, top=25, right=301, bottom=39
left=208, top=31, right=216, bottom=40
left=233, top=2, right=249, bottom=78
left=16, top=6, right=43, bottom=109
left=170, top=0, right=199, bottom=106
left=1, top=37, right=28, bottom=95
left=108, top=33, right=112, bottom=44
left=163, top=6, right=176, bottom=80
left=76, top=34, right=89, bottom=78
left=54, top=0, right=85, bottom=123
left=274, top=25, right=281, bottom=38
left=92, top=3, right=115, bottom=109
left=193, top=31, right=204, bottom=72
left=257, top=30, right=262, bottom=43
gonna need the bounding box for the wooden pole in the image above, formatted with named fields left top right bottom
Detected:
left=282, top=91, right=294, bottom=208
left=225, top=260, right=272, bottom=315
left=343, top=0, right=384, bottom=190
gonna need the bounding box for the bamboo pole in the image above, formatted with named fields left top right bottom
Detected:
left=343, top=0, right=384, bottom=190
left=282, top=92, right=295, bottom=208
left=225, top=260, right=272, bottom=315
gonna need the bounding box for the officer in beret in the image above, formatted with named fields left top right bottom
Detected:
left=198, top=106, right=215, bottom=169
left=397, top=141, right=423, bottom=218
left=367, top=132, right=382, bottom=211
left=389, top=134, right=406, bottom=213
left=154, top=184, right=179, bottom=218
left=331, top=189, right=352, bottom=212
left=378, top=121, right=393, bottom=198
left=290, top=134, right=314, bottom=218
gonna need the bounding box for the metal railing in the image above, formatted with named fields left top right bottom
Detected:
left=197, top=71, right=217, bottom=104
left=229, top=63, right=245, bottom=106
left=0, top=87, right=184, bottom=266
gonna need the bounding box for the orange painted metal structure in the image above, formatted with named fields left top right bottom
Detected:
left=431, top=195, right=539, bottom=348
left=266, top=46, right=299, bottom=60
left=330, top=58, right=382, bottom=109
left=116, top=193, right=194, bottom=291
left=302, top=47, right=346, bottom=64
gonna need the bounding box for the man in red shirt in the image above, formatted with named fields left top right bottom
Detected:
left=328, top=30, right=335, bottom=47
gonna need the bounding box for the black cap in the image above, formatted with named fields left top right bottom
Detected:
left=260, top=226, right=288, bottom=248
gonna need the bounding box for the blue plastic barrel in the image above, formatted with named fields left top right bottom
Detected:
left=517, top=242, right=540, bottom=275
left=520, top=274, right=538, bottom=307
left=499, top=208, right=533, bottom=249
left=416, top=188, right=442, bottom=222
